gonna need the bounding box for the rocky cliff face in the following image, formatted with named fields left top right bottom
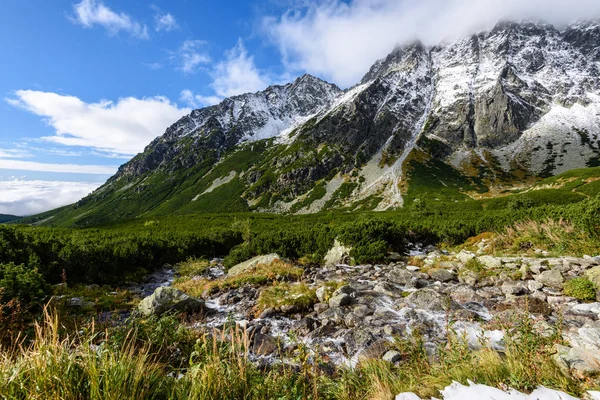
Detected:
left=52, top=20, right=600, bottom=225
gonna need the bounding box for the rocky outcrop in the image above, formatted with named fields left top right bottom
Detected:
left=138, top=286, right=205, bottom=317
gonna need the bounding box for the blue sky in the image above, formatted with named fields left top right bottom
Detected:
left=1, top=0, right=598, bottom=215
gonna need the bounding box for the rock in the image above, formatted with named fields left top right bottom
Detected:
left=388, top=269, right=415, bottom=285
left=68, top=297, right=96, bottom=309
left=359, top=338, right=391, bottom=360
left=406, top=289, right=456, bottom=312
left=383, top=350, right=401, bottom=363
left=450, top=285, right=481, bottom=303
left=406, top=266, right=420, bottom=272
left=374, top=282, right=398, bottom=296
left=572, top=302, right=600, bottom=315
left=324, top=239, right=353, bottom=267
left=280, top=304, right=299, bottom=314
left=228, top=254, right=285, bottom=276
left=527, top=280, right=544, bottom=292
left=344, top=329, right=376, bottom=356
left=586, top=266, right=600, bottom=287
left=501, top=281, right=529, bottom=296
left=329, top=293, right=352, bottom=308
left=529, top=260, right=549, bottom=274
left=477, top=256, right=502, bottom=269
left=353, top=304, right=373, bottom=317
left=316, top=286, right=333, bottom=303
left=388, top=252, right=403, bottom=262
left=258, top=307, right=276, bottom=319
left=456, top=250, right=476, bottom=263
left=314, top=303, right=329, bottom=313
left=554, top=344, right=600, bottom=374
left=138, top=286, right=205, bottom=317
left=293, top=317, right=319, bottom=335
left=252, top=334, right=278, bottom=356
left=319, top=307, right=347, bottom=324
left=345, top=312, right=363, bottom=328
left=429, top=269, right=457, bottom=283
left=535, top=269, right=565, bottom=289
left=332, top=285, right=356, bottom=296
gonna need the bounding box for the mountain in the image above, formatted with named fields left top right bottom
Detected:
left=0, top=214, right=20, bottom=223
left=38, top=20, right=600, bottom=226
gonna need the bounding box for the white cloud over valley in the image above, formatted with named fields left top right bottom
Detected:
left=7, top=91, right=190, bottom=156
left=0, top=179, right=102, bottom=216
left=265, top=0, right=600, bottom=87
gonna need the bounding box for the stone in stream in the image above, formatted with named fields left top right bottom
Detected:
left=429, top=269, right=457, bottom=283
left=406, top=289, right=457, bottom=312
left=329, top=293, right=352, bottom=308
left=138, top=286, right=205, bottom=317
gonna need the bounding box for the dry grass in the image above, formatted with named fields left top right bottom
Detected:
left=174, top=260, right=304, bottom=298
left=254, top=282, right=317, bottom=315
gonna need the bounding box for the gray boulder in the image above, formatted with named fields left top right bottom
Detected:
left=227, top=254, right=284, bottom=276
left=138, top=286, right=205, bottom=317
left=535, top=269, right=565, bottom=289
left=329, top=293, right=352, bottom=308
left=406, top=289, right=456, bottom=312
left=429, top=269, right=457, bottom=283
left=323, top=239, right=353, bottom=267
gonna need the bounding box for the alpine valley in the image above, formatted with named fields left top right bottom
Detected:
left=31, top=20, right=600, bottom=226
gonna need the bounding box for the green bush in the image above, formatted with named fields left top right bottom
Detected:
left=564, top=277, right=597, bottom=301
left=0, top=262, right=49, bottom=306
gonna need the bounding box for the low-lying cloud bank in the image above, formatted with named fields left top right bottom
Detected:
left=0, top=179, right=102, bottom=216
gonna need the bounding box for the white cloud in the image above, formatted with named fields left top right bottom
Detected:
left=72, top=0, right=149, bottom=39
left=7, top=91, right=190, bottom=156
left=154, top=10, right=179, bottom=32
left=211, top=40, right=272, bottom=97
left=178, top=40, right=273, bottom=108
left=175, top=40, right=211, bottom=74
left=0, top=148, right=32, bottom=159
left=0, top=159, right=117, bottom=174
left=265, top=0, right=600, bottom=87
left=0, top=179, right=102, bottom=216
left=179, top=89, right=221, bottom=108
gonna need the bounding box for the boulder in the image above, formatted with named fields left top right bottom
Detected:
left=535, top=269, right=565, bottom=289
left=383, top=350, right=401, bottom=363
left=138, top=286, right=205, bottom=317
left=477, top=255, right=502, bottom=269
left=329, top=293, right=352, bottom=308
left=68, top=297, right=96, bottom=309
left=586, top=266, right=600, bottom=287
left=228, top=254, right=284, bottom=276
left=324, top=239, right=353, bottom=267
left=406, top=289, right=456, bottom=312
left=501, top=281, right=529, bottom=296
left=429, top=269, right=457, bottom=283
left=554, top=344, right=600, bottom=374
left=387, top=269, right=415, bottom=285
left=252, top=334, right=278, bottom=356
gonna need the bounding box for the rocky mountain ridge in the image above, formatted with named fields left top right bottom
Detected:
left=41, top=20, right=600, bottom=226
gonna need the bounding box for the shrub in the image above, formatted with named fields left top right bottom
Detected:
left=0, top=262, right=49, bottom=306
left=564, top=277, right=597, bottom=301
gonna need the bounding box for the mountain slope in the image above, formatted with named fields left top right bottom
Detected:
left=37, top=20, right=600, bottom=227
left=0, top=214, right=20, bottom=223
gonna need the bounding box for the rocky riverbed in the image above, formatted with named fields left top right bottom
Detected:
left=136, top=242, right=600, bottom=377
